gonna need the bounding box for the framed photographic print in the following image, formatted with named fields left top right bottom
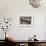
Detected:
left=18, top=16, right=33, bottom=27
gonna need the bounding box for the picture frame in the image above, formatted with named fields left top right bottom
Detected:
left=18, top=15, right=33, bottom=27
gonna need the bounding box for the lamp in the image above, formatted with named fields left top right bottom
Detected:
left=29, top=0, right=44, bottom=8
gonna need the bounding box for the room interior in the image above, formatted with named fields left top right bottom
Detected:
left=0, top=0, right=46, bottom=46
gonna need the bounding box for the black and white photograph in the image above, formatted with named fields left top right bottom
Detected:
left=19, top=16, right=33, bottom=26
left=20, top=16, right=31, bottom=24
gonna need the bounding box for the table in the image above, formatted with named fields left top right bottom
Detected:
left=5, top=39, right=46, bottom=46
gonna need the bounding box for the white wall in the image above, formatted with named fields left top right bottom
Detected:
left=0, top=16, right=45, bottom=40
left=44, top=16, right=46, bottom=40
left=8, top=15, right=45, bottom=40
left=0, top=0, right=46, bottom=40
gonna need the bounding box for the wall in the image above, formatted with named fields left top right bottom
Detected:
left=8, top=16, right=45, bottom=40
left=44, top=16, right=46, bottom=40
left=0, top=16, right=45, bottom=40
left=0, top=0, right=46, bottom=40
